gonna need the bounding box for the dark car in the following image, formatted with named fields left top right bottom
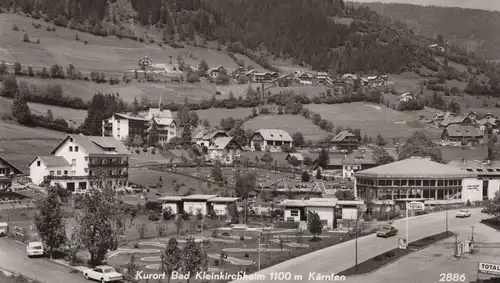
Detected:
left=376, top=226, right=398, bottom=238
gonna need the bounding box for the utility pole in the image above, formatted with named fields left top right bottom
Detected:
left=406, top=201, right=409, bottom=246
left=446, top=208, right=448, bottom=232
left=258, top=234, right=261, bottom=271
left=471, top=225, right=475, bottom=242
left=454, top=233, right=459, bottom=257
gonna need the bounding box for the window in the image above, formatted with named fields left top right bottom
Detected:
left=466, top=168, right=473, bottom=172
left=69, top=146, right=73, bottom=152
left=477, top=169, right=484, bottom=172
left=37, top=161, right=41, bottom=167
left=487, top=169, right=494, bottom=172
left=430, top=180, right=436, bottom=186
left=394, top=180, right=401, bottom=186
left=415, top=180, right=422, bottom=186
left=71, top=159, right=76, bottom=166
left=423, top=180, right=430, bottom=186
left=290, top=210, right=299, bottom=216
left=56, top=170, right=61, bottom=175
left=84, top=157, right=88, bottom=161
left=71, top=170, right=76, bottom=176
left=50, top=171, right=54, bottom=175
left=409, top=180, right=415, bottom=186
left=0, top=168, right=4, bottom=174
left=401, top=180, right=408, bottom=186
left=437, top=180, right=444, bottom=186
left=75, top=146, right=79, bottom=152
left=84, top=168, right=88, bottom=173
left=64, top=170, right=68, bottom=175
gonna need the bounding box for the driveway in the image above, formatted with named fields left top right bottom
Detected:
left=232, top=208, right=486, bottom=283
left=0, top=238, right=88, bottom=283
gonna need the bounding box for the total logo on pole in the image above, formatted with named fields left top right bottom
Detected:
left=402, top=201, right=425, bottom=249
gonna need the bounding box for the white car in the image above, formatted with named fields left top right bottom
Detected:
left=26, top=241, right=44, bottom=257
left=456, top=210, right=471, bottom=218
left=83, top=265, right=122, bottom=282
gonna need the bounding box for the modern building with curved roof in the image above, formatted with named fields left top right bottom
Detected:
left=354, top=156, right=483, bottom=205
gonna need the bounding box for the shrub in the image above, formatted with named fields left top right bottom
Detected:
left=240, top=235, right=245, bottom=241
left=12, top=23, right=19, bottom=31
left=384, top=251, right=395, bottom=258
left=374, top=255, right=383, bottom=261
left=23, top=33, right=30, bottom=42
left=84, top=40, right=88, bottom=45
left=213, top=259, right=220, bottom=266
left=244, top=252, right=250, bottom=258
left=134, top=243, right=139, bottom=248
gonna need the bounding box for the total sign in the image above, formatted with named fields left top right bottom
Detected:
left=407, top=201, right=425, bottom=211
left=478, top=262, right=500, bottom=276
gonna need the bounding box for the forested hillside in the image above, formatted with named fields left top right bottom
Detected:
left=359, top=2, right=500, bottom=61
left=0, top=0, right=438, bottom=74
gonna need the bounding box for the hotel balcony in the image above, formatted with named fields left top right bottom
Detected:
left=88, top=161, right=128, bottom=168
left=44, top=173, right=128, bottom=181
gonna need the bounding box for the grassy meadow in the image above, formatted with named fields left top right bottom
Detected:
left=305, top=102, right=442, bottom=140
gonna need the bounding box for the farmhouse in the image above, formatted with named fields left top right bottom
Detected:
left=285, top=153, right=304, bottom=164
left=440, top=116, right=472, bottom=128
left=0, top=156, right=24, bottom=189
left=253, top=72, right=273, bottom=83
left=193, top=129, right=229, bottom=147
left=434, top=112, right=452, bottom=123
left=159, top=195, right=239, bottom=216
left=298, top=73, right=314, bottom=85
left=29, top=134, right=131, bottom=192
left=441, top=124, right=484, bottom=146
left=448, top=159, right=500, bottom=199
left=207, top=66, right=225, bottom=79
left=152, top=117, right=177, bottom=145
left=317, top=72, right=329, bottom=80
left=398, top=92, right=413, bottom=102
left=341, top=150, right=376, bottom=179
left=330, top=131, right=359, bottom=151
left=207, top=137, right=242, bottom=165
left=279, top=198, right=363, bottom=229
left=250, top=129, right=293, bottom=152
left=341, top=73, right=358, bottom=85
left=354, top=156, right=483, bottom=207
left=313, top=155, right=344, bottom=177
left=477, top=117, right=499, bottom=131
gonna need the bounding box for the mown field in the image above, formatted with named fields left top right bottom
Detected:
left=305, top=102, right=442, bottom=140
left=243, top=114, right=330, bottom=141
left=0, top=13, right=242, bottom=73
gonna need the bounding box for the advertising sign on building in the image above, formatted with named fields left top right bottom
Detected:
left=407, top=201, right=425, bottom=211
left=478, top=262, right=500, bottom=276
left=467, top=184, right=480, bottom=191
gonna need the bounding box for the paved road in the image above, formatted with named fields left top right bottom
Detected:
left=232, top=208, right=485, bottom=283
left=342, top=219, right=500, bottom=283
left=0, top=238, right=88, bottom=283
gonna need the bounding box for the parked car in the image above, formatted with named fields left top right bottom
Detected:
left=26, top=241, right=44, bottom=258
left=83, top=265, right=122, bottom=282
left=456, top=210, right=471, bottom=218
left=0, top=222, right=7, bottom=236
left=481, top=208, right=488, bottom=213
left=376, top=226, right=398, bottom=238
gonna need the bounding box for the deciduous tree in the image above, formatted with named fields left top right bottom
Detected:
left=162, top=238, right=181, bottom=283
left=181, top=237, right=205, bottom=283
left=398, top=131, right=443, bottom=162
left=373, top=146, right=395, bottom=165
left=34, top=186, right=67, bottom=258
left=78, top=187, right=119, bottom=267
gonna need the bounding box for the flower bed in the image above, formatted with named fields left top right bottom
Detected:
left=338, top=231, right=454, bottom=276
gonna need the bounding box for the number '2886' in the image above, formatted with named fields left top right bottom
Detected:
left=439, top=273, right=466, bottom=282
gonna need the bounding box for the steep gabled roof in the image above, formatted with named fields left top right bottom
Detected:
left=146, top=108, right=173, bottom=119
left=0, top=156, right=24, bottom=174
left=29, top=156, right=70, bottom=167
left=208, top=137, right=240, bottom=150
left=330, top=131, right=356, bottom=142
left=440, top=116, right=468, bottom=127
left=154, top=118, right=175, bottom=126
left=254, top=129, right=292, bottom=142
left=50, top=135, right=131, bottom=155
left=444, top=125, right=483, bottom=138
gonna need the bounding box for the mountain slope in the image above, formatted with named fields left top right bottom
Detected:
left=353, top=0, right=500, bottom=12
left=358, top=2, right=500, bottom=60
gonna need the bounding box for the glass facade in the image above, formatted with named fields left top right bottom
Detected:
left=356, top=177, right=463, bottom=200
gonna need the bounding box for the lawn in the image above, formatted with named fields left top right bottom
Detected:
left=244, top=115, right=330, bottom=141
left=305, top=102, right=442, bottom=140
left=174, top=107, right=254, bottom=127
left=266, top=85, right=327, bottom=97
left=0, top=13, right=241, bottom=73
left=17, top=76, right=218, bottom=104
left=127, top=168, right=227, bottom=197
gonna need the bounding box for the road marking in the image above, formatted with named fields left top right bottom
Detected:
left=107, top=251, right=120, bottom=258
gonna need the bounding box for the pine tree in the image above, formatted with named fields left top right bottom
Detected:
left=12, top=90, right=32, bottom=125
left=83, top=93, right=107, bottom=135
left=131, top=98, right=140, bottom=116
left=181, top=237, right=204, bottom=283
left=307, top=211, right=323, bottom=241
left=163, top=238, right=181, bottom=283
left=148, top=122, right=159, bottom=147
left=34, top=187, right=67, bottom=258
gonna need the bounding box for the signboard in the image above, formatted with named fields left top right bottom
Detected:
left=466, top=184, right=480, bottom=191
left=478, top=262, right=500, bottom=276
left=407, top=201, right=425, bottom=211
left=398, top=238, right=407, bottom=250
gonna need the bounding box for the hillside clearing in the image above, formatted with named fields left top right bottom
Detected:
left=0, top=13, right=242, bottom=74
left=305, top=103, right=442, bottom=140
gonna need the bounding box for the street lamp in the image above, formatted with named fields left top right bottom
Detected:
left=470, top=225, right=475, bottom=242
left=445, top=208, right=448, bottom=232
